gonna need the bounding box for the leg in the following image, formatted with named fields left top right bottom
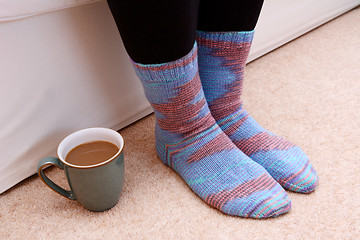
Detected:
left=107, top=0, right=291, bottom=217
left=106, top=0, right=199, bottom=64
left=198, top=0, right=264, bottom=31
left=196, top=0, right=318, bottom=193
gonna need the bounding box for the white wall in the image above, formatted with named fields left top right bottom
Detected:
left=249, top=0, right=360, bottom=62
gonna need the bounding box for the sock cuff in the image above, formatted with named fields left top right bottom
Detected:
left=196, top=30, right=254, bottom=48
left=131, top=42, right=198, bottom=83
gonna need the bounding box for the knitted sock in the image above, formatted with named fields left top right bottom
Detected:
left=197, top=31, right=318, bottom=193
left=132, top=43, right=291, bottom=217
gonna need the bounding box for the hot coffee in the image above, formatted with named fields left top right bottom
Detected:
left=65, top=141, right=119, bottom=166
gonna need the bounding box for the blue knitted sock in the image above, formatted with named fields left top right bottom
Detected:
left=132, top=43, right=291, bottom=217
left=197, top=31, right=318, bottom=193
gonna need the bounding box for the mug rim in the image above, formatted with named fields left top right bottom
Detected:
left=57, top=127, right=124, bottom=169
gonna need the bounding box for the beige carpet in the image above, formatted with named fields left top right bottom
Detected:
left=1, top=7, right=360, bottom=240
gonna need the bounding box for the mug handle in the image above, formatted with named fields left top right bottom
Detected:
left=37, top=157, right=76, bottom=200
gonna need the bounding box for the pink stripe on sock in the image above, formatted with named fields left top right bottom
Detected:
left=205, top=173, right=276, bottom=211
left=278, top=161, right=309, bottom=186
left=235, top=132, right=295, bottom=156
left=152, top=73, right=216, bottom=137
left=255, top=190, right=284, bottom=218
left=187, top=130, right=236, bottom=163
left=222, top=114, right=249, bottom=137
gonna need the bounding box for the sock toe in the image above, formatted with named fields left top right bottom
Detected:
left=248, top=185, right=291, bottom=218
left=250, top=145, right=319, bottom=193
left=211, top=175, right=291, bottom=218
left=280, top=161, right=319, bottom=193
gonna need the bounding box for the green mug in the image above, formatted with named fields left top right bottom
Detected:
left=37, top=127, right=125, bottom=212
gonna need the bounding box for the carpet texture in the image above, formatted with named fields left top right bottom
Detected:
left=1, top=7, right=359, bottom=239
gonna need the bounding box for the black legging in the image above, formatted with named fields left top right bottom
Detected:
left=106, top=0, right=264, bottom=64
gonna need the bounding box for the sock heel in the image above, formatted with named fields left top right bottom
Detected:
left=155, top=123, right=170, bottom=167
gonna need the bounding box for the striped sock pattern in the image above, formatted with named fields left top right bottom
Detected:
left=197, top=31, right=318, bottom=193
left=132, top=43, right=291, bottom=217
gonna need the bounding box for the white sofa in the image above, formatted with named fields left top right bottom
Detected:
left=0, top=0, right=358, bottom=193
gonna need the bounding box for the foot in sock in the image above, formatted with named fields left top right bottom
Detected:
left=131, top=43, right=291, bottom=218
left=197, top=31, right=318, bottom=193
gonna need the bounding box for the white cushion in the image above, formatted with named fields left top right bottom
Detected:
left=0, top=0, right=151, bottom=194
left=0, top=0, right=100, bottom=21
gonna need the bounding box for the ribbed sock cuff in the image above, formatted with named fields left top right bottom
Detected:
left=131, top=42, right=198, bottom=84
left=196, top=30, right=254, bottom=48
